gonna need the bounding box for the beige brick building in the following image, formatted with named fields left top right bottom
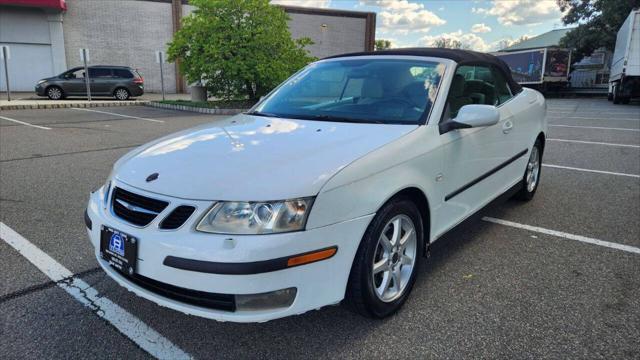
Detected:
left=1, top=0, right=375, bottom=93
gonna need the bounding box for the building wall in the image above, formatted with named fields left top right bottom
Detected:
left=287, top=12, right=367, bottom=59
left=0, top=6, right=65, bottom=91
left=62, top=0, right=177, bottom=93
left=2, top=0, right=374, bottom=94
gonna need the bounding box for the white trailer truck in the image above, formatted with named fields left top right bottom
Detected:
left=609, top=9, right=640, bottom=104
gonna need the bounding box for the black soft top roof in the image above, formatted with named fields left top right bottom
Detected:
left=325, top=48, right=522, bottom=93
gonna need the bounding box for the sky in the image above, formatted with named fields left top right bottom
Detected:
left=271, top=0, right=570, bottom=52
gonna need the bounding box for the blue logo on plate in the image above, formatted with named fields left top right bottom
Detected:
left=109, top=233, right=125, bottom=256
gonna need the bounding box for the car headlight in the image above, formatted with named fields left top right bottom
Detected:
left=37, top=80, right=47, bottom=85
left=196, top=198, right=314, bottom=235
left=102, top=180, right=112, bottom=208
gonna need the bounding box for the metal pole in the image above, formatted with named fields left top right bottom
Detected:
left=83, top=49, right=92, bottom=101
left=159, top=53, right=165, bottom=101
left=2, top=47, right=10, bottom=102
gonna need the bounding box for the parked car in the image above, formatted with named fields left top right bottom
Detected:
left=35, top=65, right=144, bottom=100
left=85, top=48, right=547, bottom=322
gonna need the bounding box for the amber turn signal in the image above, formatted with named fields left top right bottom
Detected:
left=287, top=247, right=337, bottom=267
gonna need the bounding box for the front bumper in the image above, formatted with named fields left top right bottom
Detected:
left=86, top=181, right=373, bottom=322
left=35, top=83, right=46, bottom=96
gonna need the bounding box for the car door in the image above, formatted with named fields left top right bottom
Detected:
left=88, top=68, right=113, bottom=95
left=433, top=64, right=517, bottom=237
left=63, top=68, right=87, bottom=95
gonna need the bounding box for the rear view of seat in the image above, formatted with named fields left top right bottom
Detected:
left=448, top=74, right=473, bottom=117
left=464, top=79, right=495, bottom=105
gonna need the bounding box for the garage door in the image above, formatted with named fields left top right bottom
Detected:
left=0, top=43, right=54, bottom=92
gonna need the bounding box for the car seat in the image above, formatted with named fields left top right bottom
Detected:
left=448, top=74, right=472, bottom=117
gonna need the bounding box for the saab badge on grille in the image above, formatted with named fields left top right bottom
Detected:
left=146, top=172, right=159, bottom=182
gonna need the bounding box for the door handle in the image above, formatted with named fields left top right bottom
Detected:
left=502, top=120, right=513, bottom=134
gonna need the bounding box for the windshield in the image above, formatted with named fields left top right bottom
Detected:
left=251, top=58, right=445, bottom=125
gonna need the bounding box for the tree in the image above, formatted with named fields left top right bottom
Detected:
left=167, top=0, right=316, bottom=101
left=557, top=0, right=640, bottom=62
left=375, top=39, right=392, bottom=50
left=432, top=38, right=466, bottom=49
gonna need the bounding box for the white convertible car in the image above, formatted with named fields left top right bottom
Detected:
left=85, top=48, right=546, bottom=322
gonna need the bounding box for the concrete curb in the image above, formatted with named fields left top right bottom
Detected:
left=0, top=100, right=148, bottom=111
left=145, top=101, right=248, bottom=115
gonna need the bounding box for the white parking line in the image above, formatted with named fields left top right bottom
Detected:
left=548, top=116, right=639, bottom=121
left=549, top=124, right=640, bottom=132
left=0, top=223, right=191, bottom=360
left=71, top=108, right=164, bottom=123
left=0, top=115, right=51, bottom=130
left=543, top=163, right=640, bottom=178
left=482, top=217, right=640, bottom=255
left=547, top=138, right=640, bottom=148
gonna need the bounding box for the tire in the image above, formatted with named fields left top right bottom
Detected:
left=46, top=86, right=64, bottom=100
left=114, top=88, right=130, bottom=100
left=344, top=197, right=424, bottom=318
left=612, top=84, right=621, bottom=104
left=607, top=93, right=613, bottom=101
left=514, top=139, right=542, bottom=201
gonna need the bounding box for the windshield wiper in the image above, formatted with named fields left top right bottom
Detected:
left=247, top=111, right=284, bottom=118
left=304, top=114, right=384, bottom=124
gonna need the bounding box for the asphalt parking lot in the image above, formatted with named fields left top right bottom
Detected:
left=1, top=98, right=639, bottom=359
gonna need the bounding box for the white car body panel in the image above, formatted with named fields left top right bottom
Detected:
left=114, top=115, right=416, bottom=201
left=86, top=54, right=547, bottom=322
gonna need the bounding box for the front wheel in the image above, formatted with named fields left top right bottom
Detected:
left=46, top=86, right=63, bottom=100
left=514, top=139, right=542, bottom=201
left=344, top=197, right=424, bottom=318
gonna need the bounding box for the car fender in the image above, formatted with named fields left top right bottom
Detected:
left=306, top=125, right=443, bottom=242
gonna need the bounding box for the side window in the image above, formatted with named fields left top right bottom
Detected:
left=491, top=68, right=513, bottom=104
left=113, top=69, right=134, bottom=79
left=446, top=64, right=497, bottom=118
left=65, top=69, right=85, bottom=79
left=88, top=68, right=112, bottom=78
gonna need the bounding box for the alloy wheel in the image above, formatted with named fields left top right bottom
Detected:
left=115, top=88, right=129, bottom=100
left=48, top=87, right=62, bottom=100
left=526, top=145, right=540, bottom=192
left=372, top=214, right=417, bottom=302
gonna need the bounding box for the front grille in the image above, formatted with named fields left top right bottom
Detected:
left=160, top=206, right=196, bottom=230
left=125, top=272, right=236, bottom=312
left=112, top=187, right=168, bottom=226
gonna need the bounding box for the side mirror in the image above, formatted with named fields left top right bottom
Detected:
left=439, top=104, right=500, bottom=134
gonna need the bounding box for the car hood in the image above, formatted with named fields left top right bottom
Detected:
left=114, top=114, right=416, bottom=201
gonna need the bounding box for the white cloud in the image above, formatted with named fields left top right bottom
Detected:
left=418, top=30, right=490, bottom=52
left=472, top=0, right=563, bottom=26
left=471, top=23, right=491, bottom=33
left=362, top=0, right=446, bottom=34
left=271, top=0, right=331, bottom=8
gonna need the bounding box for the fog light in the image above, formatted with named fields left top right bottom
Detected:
left=235, top=288, right=297, bottom=311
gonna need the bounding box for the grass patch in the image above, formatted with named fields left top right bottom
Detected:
left=158, top=99, right=256, bottom=109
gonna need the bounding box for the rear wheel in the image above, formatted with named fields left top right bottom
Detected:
left=114, top=87, right=130, bottom=100
left=514, top=139, right=542, bottom=201
left=345, top=197, right=423, bottom=318
left=613, top=83, right=621, bottom=104
left=46, top=86, right=63, bottom=100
